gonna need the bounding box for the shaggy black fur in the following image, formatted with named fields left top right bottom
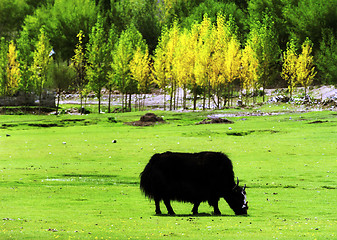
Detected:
left=140, top=151, right=248, bottom=215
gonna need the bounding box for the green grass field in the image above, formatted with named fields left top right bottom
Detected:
left=0, top=107, right=336, bottom=239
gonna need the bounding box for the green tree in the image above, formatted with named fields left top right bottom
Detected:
left=284, top=0, right=337, bottom=51
left=250, top=12, right=280, bottom=101
left=111, top=24, right=147, bottom=112
left=105, top=26, right=118, bottom=113
left=17, top=25, right=34, bottom=95
left=86, top=16, right=110, bottom=113
left=0, top=38, right=9, bottom=96
left=50, top=61, right=74, bottom=114
left=316, top=29, right=337, bottom=84
left=0, top=0, right=30, bottom=39
left=30, top=28, right=53, bottom=109
left=71, top=30, right=87, bottom=111
left=21, top=0, right=98, bottom=61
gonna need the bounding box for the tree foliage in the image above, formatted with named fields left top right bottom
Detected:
left=30, top=28, right=52, bottom=105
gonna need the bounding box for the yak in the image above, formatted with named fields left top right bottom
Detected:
left=140, top=151, right=248, bottom=215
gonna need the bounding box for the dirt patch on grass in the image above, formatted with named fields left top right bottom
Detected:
left=197, top=117, right=234, bottom=125
left=125, top=113, right=165, bottom=126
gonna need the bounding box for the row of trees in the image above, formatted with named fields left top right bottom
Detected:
left=153, top=14, right=316, bottom=110
left=0, top=0, right=335, bottom=112
left=0, top=12, right=316, bottom=112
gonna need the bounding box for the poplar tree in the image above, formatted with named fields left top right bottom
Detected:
left=296, top=38, right=316, bottom=96
left=86, top=16, right=109, bottom=113
left=130, top=46, right=151, bottom=110
left=165, top=21, right=180, bottom=110
left=152, top=26, right=170, bottom=110
left=17, top=26, right=34, bottom=95
left=240, top=34, right=259, bottom=105
left=30, top=28, right=52, bottom=109
left=194, top=14, right=213, bottom=109
left=6, top=41, right=21, bottom=96
left=282, top=39, right=298, bottom=99
left=0, top=38, right=8, bottom=97
left=111, top=24, right=146, bottom=112
left=71, top=30, right=87, bottom=110
left=251, top=12, right=280, bottom=101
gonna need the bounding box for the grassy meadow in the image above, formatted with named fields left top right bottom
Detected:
left=0, top=106, right=336, bottom=239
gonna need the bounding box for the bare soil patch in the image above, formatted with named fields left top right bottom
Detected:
left=125, top=113, right=165, bottom=126
left=197, top=117, right=234, bottom=125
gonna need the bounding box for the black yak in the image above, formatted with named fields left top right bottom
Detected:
left=140, top=151, right=248, bottom=215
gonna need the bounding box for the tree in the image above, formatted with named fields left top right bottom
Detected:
left=250, top=12, right=280, bottom=101
left=240, top=41, right=259, bottom=104
left=129, top=46, right=151, bottom=110
left=223, top=36, right=241, bottom=106
left=86, top=16, right=109, bottom=113
left=30, top=28, right=52, bottom=110
left=0, top=0, right=30, bottom=39
left=6, top=41, right=21, bottom=96
left=0, top=38, right=8, bottom=96
left=105, top=26, right=118, bottom=113
left=71, top=30, right=87, bottom=111
left=209, top=13, right=237, bottom=108
left=281, top=38, right=298, bottom=98
left=165, top=21, right=180, bottom=110
left=194, top=14, right=213, bottom=109
left=174, top=28, right=197, bottom=109
left=17, top=25, right=34, bottom=95
left=296, top=38, right=316, bottom=95
left=111, top=24, right=146, bottom=112
left=50, top=61, right=74, bottom=114
left=316, top=29, right=337, bottom=85
left=152, top=28, right=169, bottom=110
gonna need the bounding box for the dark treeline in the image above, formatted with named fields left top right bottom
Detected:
left=0, top=0, right=337, bottom=111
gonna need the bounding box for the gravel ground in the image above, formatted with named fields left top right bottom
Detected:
left=59, top=85, right=337, bottom=111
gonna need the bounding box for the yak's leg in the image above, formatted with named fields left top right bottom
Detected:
left=163, top=199, right=175, bottom=215
left=155, top=198, right=162, bottom=215
left=192, top=202, right=200, bottom=215
left=208, top=198, right=221, bottom=215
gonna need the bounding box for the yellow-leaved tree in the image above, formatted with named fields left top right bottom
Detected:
left=174, top=26, right=198, bottom=109
left=152, top=26, right=171, bottom=110
left=164, top=21, right=180, bottom=110
left=281, top=39, right=298, bottom=98
left=195, top=14, right=213, bottom=109
left=130, top=46, right=151, bottom=110
left=224, top=36, right=241, bottom=106
left=296, top=38, right=316, bottom=96
left=240, top=29, right=259, bottom=104
left=6, top=41, right=21, bottom=96
left=209, top=13, right=237, bottom=108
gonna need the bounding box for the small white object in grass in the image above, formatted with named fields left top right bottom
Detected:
left=229, top=127, right=232, bottom=130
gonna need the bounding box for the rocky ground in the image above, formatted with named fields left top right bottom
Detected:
left=59, top=85, right=337, bottom=112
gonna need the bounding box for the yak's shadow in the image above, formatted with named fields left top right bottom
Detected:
left=155, top=213, right=248, bottom=217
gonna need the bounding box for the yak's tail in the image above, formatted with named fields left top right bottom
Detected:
left=140, top=154, right=158, bottom=200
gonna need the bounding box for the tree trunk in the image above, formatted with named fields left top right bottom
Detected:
left=108, top=87, right=112, bottom=113
left=98, top=90, right=101, bottom=114
left=56, top=89, right=60, bottom=115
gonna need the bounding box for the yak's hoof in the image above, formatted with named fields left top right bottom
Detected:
left=168, top=211, right=176, bottom=216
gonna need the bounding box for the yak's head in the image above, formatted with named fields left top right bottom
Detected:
left=226, top=178, right=248, bottom=215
